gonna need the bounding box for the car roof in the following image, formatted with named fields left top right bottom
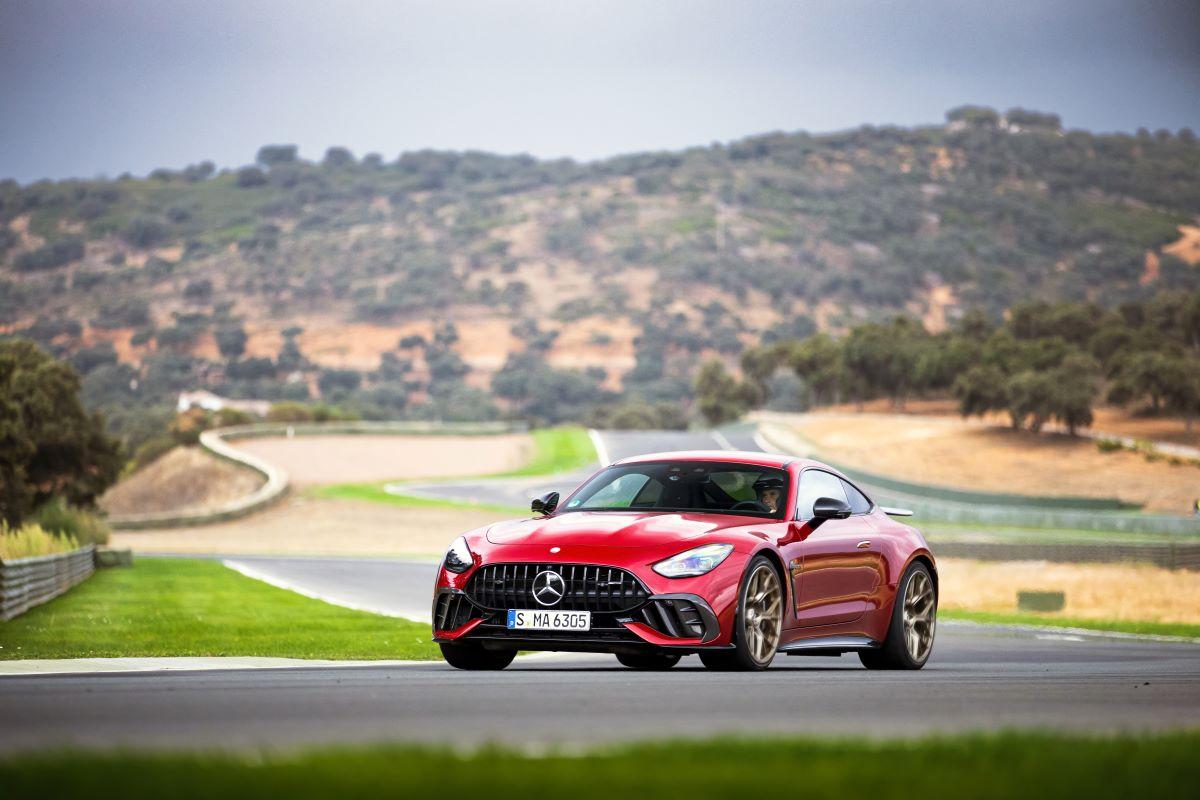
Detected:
left=612, top=449, right=797, bottom=469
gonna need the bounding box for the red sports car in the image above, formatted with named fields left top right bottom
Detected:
left=432, top=450, right=937, bottom=671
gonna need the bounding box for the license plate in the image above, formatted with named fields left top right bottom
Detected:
left=506, top=609, right=591, bottom=631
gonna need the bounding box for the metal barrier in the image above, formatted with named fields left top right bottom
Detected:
left=0, top=545, right=95, bottom=621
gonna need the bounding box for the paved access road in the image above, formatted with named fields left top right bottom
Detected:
left=2, top=626, right=1198, bottom=751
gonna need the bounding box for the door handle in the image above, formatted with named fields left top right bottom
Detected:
left=856, top=540, right=871, bottom=549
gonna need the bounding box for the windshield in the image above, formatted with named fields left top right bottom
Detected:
left=562, top=461, right=790, bottom=519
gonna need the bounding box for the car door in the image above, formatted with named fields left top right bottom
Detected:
left=788, top=469, right=885, bottom=628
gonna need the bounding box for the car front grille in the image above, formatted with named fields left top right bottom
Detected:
left=466, top=563, right=650, bottom=612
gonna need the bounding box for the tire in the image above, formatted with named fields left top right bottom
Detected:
left=439, top=642, right=516, bottom=671
left=700, top=555, right=783, bottom=672
left=616, top=651, right=682, bottom=670
left=859, top=560, right=936, bottom=671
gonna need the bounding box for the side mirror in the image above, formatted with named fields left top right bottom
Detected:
left=812, top=496, right=851, bottom=523
left=531, top=491, right=560, bottom=516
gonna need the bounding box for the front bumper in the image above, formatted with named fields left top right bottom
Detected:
left=432, top=587, right=725, bottom=652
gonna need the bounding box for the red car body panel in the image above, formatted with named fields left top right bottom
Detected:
left=432, top=451, right=935, bottom=655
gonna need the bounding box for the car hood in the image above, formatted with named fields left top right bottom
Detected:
left=484, top=511, right=764, bottom=548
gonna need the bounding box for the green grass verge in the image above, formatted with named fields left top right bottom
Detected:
left=0, top=559, right=437, bottom=661
left=2, top=733, right=1198, bottom=799
left=942, top=609, right=1200, bottom=639
left=492, top=425, right=596, bottom=477
left=309, top=483, right=525, bottom=514
left=314, top=425, right=595, bottom=511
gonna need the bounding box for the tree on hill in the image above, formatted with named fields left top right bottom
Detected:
left=1004, top=108, right=1062, bottom=131
left=256, top=144, right=299, bottom=166
left=323, top=147, right=356, bottom=168
left=215, top=324, right=248, bottom=360
left=694, top=359, right=757, bottom=426
left=0, top=340, right=121, bottom=526
left=945, top=105, right=1000, bottom=127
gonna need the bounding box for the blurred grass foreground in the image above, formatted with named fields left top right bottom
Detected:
left=1, top=732, right=1197, bottom=800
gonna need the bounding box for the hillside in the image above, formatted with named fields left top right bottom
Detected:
left=2, top=106, right=1198, bottom=444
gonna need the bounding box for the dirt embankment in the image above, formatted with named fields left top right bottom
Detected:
left=100, top=447, right=265, bottom=516
left=225, top=433, right=532, bottom=487
left=789, top=412, right=1200, bottom=514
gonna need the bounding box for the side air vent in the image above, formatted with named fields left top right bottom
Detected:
left=638, top=598, right=707, bottom=639
left=434, top=592, right=475, bottom=631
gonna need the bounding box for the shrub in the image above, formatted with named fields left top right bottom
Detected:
left=123, top=215, right=170, bottom=247
left=94, top=297, right=150, bottom=328
left=214, top=407, right=254, bottom=427
left=311, top=404, right=358, bottom=422
left=29, top=498, right=109, bottom=546
left=13, top=237, right=85, bottom=272
left=267, top=401, right=313, bottom=422
left=129, top=435, right=177, bottom=473
left=183, top=278, right=214, bottom=300
left=235, top=167, right=268, bottom=188
left=1095, top=438, right=1124, bottom=453
left=257, top=144, right=298, bottom=166
left=0, top=521, right=80, bottom=560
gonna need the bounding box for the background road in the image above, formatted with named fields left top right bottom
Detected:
left=398, top=425, right=767, bottom=509
left=2, top=627, right=1198, bottom=751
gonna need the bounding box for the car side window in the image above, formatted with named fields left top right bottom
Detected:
left=795, top=469, right=848, bottom=520
left=841, top=479, right=872, bottom=514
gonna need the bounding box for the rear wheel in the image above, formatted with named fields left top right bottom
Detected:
left=859, top=561, right=936, bottom=670
left=700, top=555, right=782, bottom=671
left=615, top=651, right=681, bottom=670
left=439, top=642, right=516, bottom=671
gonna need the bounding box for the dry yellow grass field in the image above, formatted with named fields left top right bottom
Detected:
left=787, top=412, right=1200, bottom=513
left=812, top=398, right=1199, bottom=448
left=939, top=557, right=1200, bottom=625
left=227, top=433, right=532, bottom=487
left=100, top=447, right=264, bottom=515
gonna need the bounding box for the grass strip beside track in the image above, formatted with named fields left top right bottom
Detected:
left=309, top=483, right=525, bottom=514
left=313, top=425, right=595, bottom=511
left=492, top=426, right=597, bottom=477
left=941, top=610, right=1200, bottom=639
left=2, top=733, right=1198, bottom=799
left=0, top=559, right=438, bottom=661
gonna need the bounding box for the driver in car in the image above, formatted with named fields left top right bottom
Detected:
left=752, top=476, right=785, bottom=514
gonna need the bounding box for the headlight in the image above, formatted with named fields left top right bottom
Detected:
left=652, top=543, right=734, bottom=578
left=443, top=536, right=473, bottom=573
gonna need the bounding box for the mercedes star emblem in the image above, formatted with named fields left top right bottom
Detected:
left=532, top=570, right=566, bottom=606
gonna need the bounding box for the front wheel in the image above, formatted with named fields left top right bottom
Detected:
left=615, top=651, right=681, bottom=670
left=439, top=642, right=516, bottom=670
left=859, top=561, right=936, bottom=670
left=700, top=555, right=783, bottom=671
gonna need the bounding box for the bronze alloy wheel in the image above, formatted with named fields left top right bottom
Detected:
left=860, top=560, right=937, bottom=670
left=699, top=556, right=784, bottom=671
left=902, top=568, right=936, bottom=663
left=743, top=562, right=783, bottom=664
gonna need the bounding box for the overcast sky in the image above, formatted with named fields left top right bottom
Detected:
left=2, top=0, right=1198, bottom=184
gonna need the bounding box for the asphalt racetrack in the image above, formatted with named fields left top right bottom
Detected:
left=2, top=626, right=1198, bottom=751
left=3, top=427, right=1198, bottom=752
